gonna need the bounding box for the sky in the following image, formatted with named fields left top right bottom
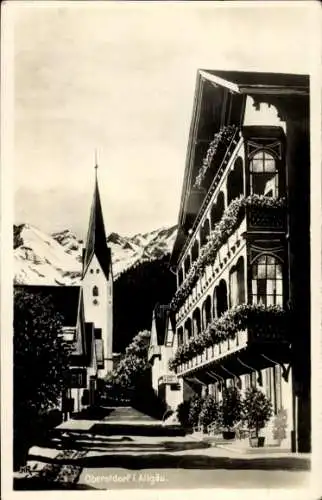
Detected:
left=11, top=1, right=318, bottom=238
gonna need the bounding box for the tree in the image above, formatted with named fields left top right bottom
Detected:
left=103, top=330, right=151, bottom=394
left=199, top=395, right=220, bottom=430
left=243, top=387, right=273, bottom=438
left=176, top=400, right=191, bottom=428
left=188, top=395, right=204, bottom=427
left=220, top=386, right=243, bottom=429
left=14, top=288, right=70, bottom=468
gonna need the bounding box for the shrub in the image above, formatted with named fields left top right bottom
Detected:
left=188, top=395, right=204, bottom=427
left=176, top=400, right=191, bottom=428
left=199, top=395, right=220, bottom=430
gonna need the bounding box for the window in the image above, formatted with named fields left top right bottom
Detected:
left=93, top=286, right=99, bottom=297
left=178, top=268, right=184, bottom=286
left=96, top=269, right=100, bottom=274
left=184, top=254, right=191, bottom=275
left=202, top=295, right=212, bottom=329
left=191, top=240, right=199, bottom=262
left=192, top=308, right=201, bottom=336
left=70, top=370, right=86, bottom=388
left=211, top=191, right=225, bottom=229
left=227, top=157, right=244, bottom=205
left=250, top=151, right=279, bottom=197
left=184, top=318, right=192, bottom=341
left=90, top=269, right=94, bottom=274
left=251, top=255, right=283, bottom=306
left=177, top=327, right=184, bottom=346
left=230, top=257, right=245, bottom=307
left=200, top=219, right=210, bottom=247
left=216, top=280, right=228, bottom=317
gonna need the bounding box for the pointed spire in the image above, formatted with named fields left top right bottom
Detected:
left=94, top=149, right=98, bottom=173
left=83, top=160, right=111, bottom=279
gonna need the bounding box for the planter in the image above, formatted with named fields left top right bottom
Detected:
left=249, top=436, right=265, bottom=448
left=223, top=430, right=236, bottom=440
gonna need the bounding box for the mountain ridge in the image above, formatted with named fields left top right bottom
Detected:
left=14, top=223, right=177, bottom=285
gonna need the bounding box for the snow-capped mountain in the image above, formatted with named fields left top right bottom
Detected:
left=14, top=223, right=177, bottom=285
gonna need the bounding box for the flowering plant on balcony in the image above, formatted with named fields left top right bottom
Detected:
left=168, top=304, right=289, bottom=371
left=194, top=125, right=239, bottom=188
left=170, top=195, right=286, bottom=312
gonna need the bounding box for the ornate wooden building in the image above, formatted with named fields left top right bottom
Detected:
left=151, top=70, right=310, bottom=452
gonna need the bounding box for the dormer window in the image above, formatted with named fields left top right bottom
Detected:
left=250, top=150, right=278, bottom=197
left=93, top=286, right=99, bottom=297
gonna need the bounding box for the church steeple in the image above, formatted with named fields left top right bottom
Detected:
left=83, top=163, right=111, bottom=279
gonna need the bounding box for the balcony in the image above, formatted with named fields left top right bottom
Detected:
left=169, top=304, right=289, bottom=375
left=247, top=203, right=286, bottom=231
left=177, top=330, right=248, bottom=375
left=171, top=196, right=286, bottom=313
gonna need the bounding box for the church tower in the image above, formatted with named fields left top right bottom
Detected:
left=82, top=164, right=113, bottom=378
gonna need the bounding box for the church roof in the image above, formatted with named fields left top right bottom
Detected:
left=83, top=169, right=111, bottom=279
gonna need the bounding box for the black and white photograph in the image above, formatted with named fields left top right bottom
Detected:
left=1, top=1, right=321, bottom=497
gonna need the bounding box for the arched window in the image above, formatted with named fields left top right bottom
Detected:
left=93, top=286, right=99, bottom=297
left=229, top=256, right=245, bottom=307
left=191, top=240, right=200, bottom=262
left=184, top=254, right=191, bottom=275
left=200, top=219, right=210, bottom=246
left=249, top=151, right=278, bottom=197
left=227, top=157, right=244, bottom=205
left=251, top=255, right=283, bottom=306
left=216, top=279, right=228, bottom=317
left=213, top=287, right=217, bottom=319
left=184, top=318, right=192, bottom=342
left=177, top=327, right=184, bottom=346
left=192, top=308, right=201, bottom=336
left=211, top=191, right=225, bottom=229
left=202, top=295, right=212, bottom=329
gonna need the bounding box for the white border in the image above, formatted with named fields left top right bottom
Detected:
left=1, top=1, right=321, bottom=500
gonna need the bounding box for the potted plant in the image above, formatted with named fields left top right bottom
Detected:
left=220, top=386, right=243, bottom=440
left=243, top=387, right=273, bottom=447
left=176, top=400, right=191, bottom=429
left=272, top=408, right=288, bottom=446
left=188, top=395, right=204, bottom=429
left=199, top=395, right=220, bottom=433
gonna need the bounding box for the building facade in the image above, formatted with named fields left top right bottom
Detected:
left=151, top=70, right=310, bottom=453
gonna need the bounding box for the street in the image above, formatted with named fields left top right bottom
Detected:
left=15, top=406, right=311, bottom=490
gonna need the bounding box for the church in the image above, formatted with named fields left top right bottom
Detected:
left=15, top=166, right=114, bottom=416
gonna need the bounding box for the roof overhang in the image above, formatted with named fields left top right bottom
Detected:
left=170, top=69, right=309, bottom=268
